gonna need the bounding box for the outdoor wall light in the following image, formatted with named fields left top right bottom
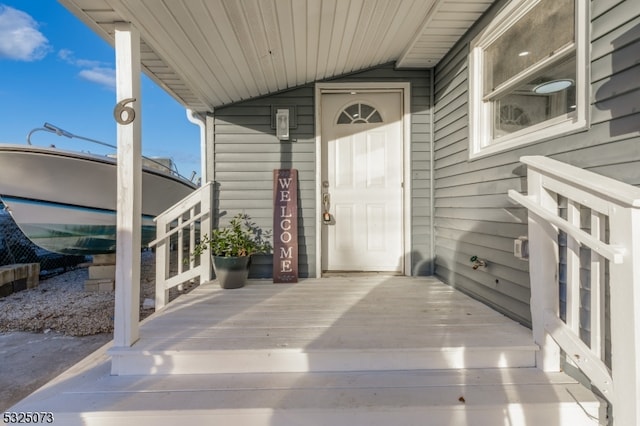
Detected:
left=533, top=78, right=574, bottom=94
left=271, top=105, right=297, bottom=140
left=276, top=108, right=289, bottom=140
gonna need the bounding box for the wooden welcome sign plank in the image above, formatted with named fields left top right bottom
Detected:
left=273, top=169, right=298, bottom=283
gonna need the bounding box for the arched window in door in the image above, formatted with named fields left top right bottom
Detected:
left=337, top=103, right=383, bottom=124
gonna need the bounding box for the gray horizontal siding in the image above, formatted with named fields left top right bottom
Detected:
left=211, top=63, right=432, bottom=277
left=212, top=85, right=315, bottom=278
left=433, top=0, right=640, bottom=326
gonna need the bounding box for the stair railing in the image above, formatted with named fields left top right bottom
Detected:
left=509, top=155, right=640, bottom=425
left=148, top=181, right=213, bottom=310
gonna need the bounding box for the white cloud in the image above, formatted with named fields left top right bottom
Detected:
left=57, top=48, right=73, bottom=62
left=79, top=67, right=116, bottom=90
left=58, top=48, right=103, bottom=68
left=0, top=5, right=116, bottom=91
left=0, top=5, right=50, bottom=61
left=58, top=48, right=115, bottom=90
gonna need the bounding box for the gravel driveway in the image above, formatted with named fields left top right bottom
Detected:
left=0, top=251, right=197, bottom=410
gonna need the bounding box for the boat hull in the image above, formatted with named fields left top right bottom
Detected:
left=0, top=144, right=196, bottom=255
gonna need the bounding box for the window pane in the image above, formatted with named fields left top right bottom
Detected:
left=345, top=104, right=360, bottom=118
left=337, top=112, right=351, bottom=124
left=493, top=56, right=576, bottom=139
left=336, top=103, right=383, bottom=124
left=368, top=111, right=383, bottom=123
left=360, top=104, right=374, bottom=119
left=484, top=0, right=574, bottom=95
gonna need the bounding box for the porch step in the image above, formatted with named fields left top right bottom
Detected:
left=110, top=278, right=539, bottom=375
left=14, top=366, right=601, bottom=426
left=110, top=343, right=536, bottom=375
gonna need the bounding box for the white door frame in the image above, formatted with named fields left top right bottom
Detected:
left=314, top=82, right=412, bottom=277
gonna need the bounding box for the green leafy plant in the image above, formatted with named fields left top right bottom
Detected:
left=191, top=213, right=272, bottom=259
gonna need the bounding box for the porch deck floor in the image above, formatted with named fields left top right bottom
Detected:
left=7, top=276, right=601, bottom=425
left=110, top=275, right=537, bottom=374
left=143, top=275, right=533, bottom=350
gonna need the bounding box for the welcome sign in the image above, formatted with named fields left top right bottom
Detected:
left=273, top=169, right=298, bottom=283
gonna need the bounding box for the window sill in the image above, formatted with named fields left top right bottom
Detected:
left=468, top=116, right=589, bottom=160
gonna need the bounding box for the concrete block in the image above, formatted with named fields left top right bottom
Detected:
left=92, top=254, right=117, bottom=265
left=13, top=264, right=28, bottom=280
left=0, top=266, right=15, bottom=286
left=12, top=263, right=39, bottom=289
left=12, top=278, right=27, bottom=292
left=89, top=265, right=116, bottom=280
left=27, top=263, right=40, bottom=288
left=0, top=263, right=39, bottom=295
left=85, top=279, right=115, bottom=292
left=0, top=281, right=13, bottom=298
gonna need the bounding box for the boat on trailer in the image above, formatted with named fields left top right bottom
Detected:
left=0, top=143, right=197, bottom=255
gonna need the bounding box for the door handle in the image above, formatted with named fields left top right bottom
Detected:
left=322, top=192, right=332, bottom=224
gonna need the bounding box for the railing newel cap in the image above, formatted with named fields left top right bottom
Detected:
left=519, top=156, right=640, bottom=208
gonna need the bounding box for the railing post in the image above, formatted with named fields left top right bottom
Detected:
left=154, top=214, right=170, bottom=311
left=608, top=206, right=640, bottom=424
left=200, top=181, right=213, bottom=282
left=590, top=210, right=606, bottom=360
left=526, top=167, right=561, bottom=371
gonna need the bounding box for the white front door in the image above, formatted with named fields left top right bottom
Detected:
left=321, top=91, right=404, bottom=272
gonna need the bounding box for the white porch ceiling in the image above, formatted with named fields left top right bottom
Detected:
left=60, top=0, right=494, bottom=111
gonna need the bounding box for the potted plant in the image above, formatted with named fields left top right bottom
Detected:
left=192, top=213, right=272, bottom=289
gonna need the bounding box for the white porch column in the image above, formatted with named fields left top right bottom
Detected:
left=113, top=22, right=142, bottom=348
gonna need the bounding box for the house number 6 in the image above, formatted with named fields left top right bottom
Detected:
left=114, top=97, right=136, bottom=124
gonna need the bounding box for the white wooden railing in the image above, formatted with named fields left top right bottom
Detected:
left=148, top=181, right=213, bottom=310
left=509, top=155, right=640, bottom=425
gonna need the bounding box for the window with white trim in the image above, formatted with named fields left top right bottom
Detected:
left=468, top=0, right=589, bottom=158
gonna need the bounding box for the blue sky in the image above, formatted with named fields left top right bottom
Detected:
left=0, top=1, right=201, bottom=179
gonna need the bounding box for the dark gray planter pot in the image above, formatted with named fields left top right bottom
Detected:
left=248, top=253, right=272, bottom=278
left=213, top=255, right=250, bottom=289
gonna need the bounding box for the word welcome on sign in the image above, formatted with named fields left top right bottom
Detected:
left=273, top=169, right=298, bottom=283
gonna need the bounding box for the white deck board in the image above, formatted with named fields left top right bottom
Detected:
left=7, top=276, right=601, bottom=425
left=19, top=367, right=594, bottom=411
left=134, top=276, right=533, bottom=350
left=10, top=357, right=600, bottom=425
left=109, top=276, right=538, bottom=374
left=126, top=325, right=533, bottom=350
